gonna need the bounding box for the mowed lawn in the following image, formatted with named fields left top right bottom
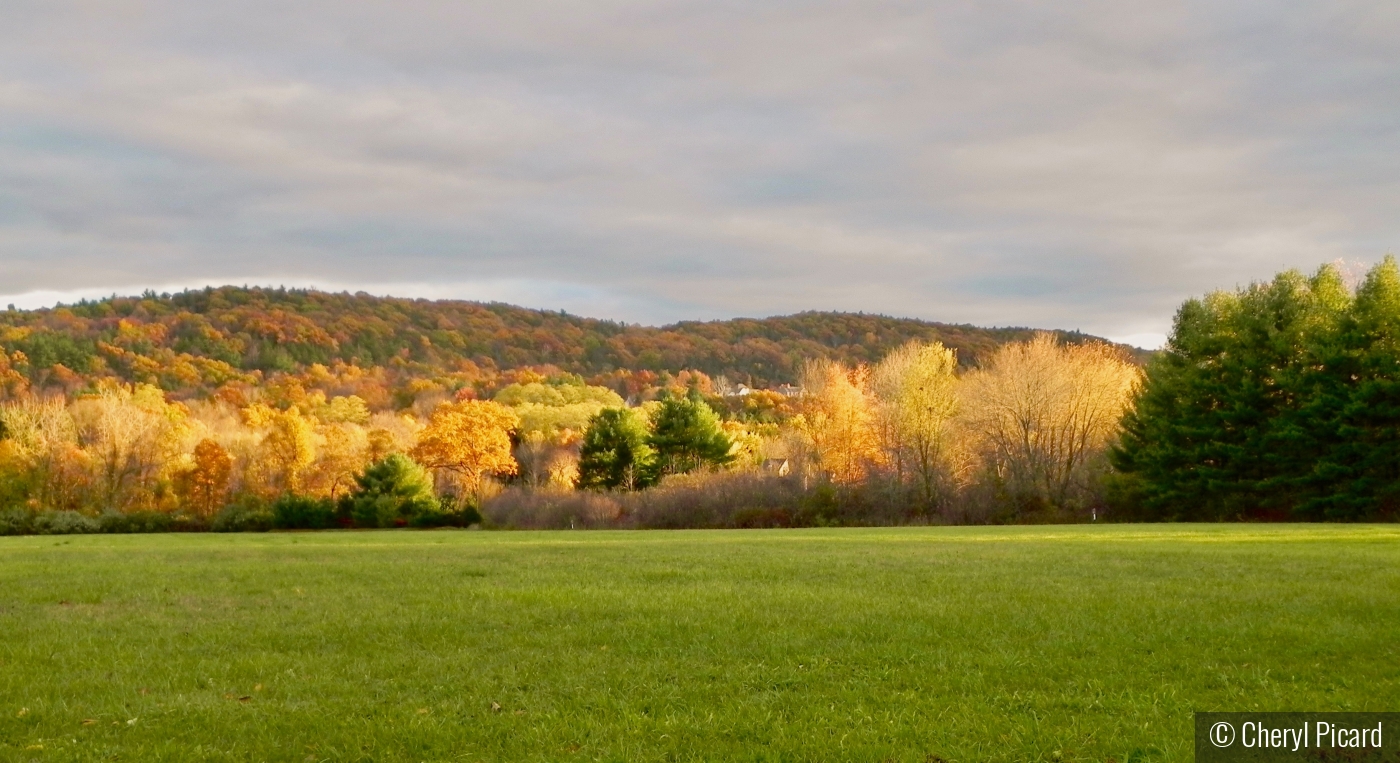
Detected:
left=2, top=526, right=1398, bottom=762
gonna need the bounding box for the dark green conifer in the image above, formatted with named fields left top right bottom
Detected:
left=647, top=388, right=734, bottom=478
left=576, top=408, right=657, bottom=491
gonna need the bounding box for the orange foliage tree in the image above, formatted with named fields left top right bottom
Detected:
left=183, top=439, right=233, bottom=516
left=798, top=359, right=884, bottom=484
left=410, top=400, right=520, bottom=495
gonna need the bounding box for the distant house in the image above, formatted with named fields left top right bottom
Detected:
left=775, top=384, right=803, bottom=398
left=723, top=384, right=753, bottom=397
left=760, top=458, right=791, bottom=476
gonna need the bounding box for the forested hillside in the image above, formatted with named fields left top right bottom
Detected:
left=0, top=286, right=1140, bottom=400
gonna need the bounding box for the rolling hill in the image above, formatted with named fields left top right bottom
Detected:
left=0, top=286, right=1146, bottom=399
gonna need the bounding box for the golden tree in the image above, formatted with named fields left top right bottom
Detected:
left=0, top=396, right=84, bottom=510
left=70, top=383, right=187, bottom=511
left=798, top=359, right=883, bottom=484
left=872, top=341, right=962, bottom=505
left=366, top=428, right=398, bottom=462
left=960, top=334, right=1139, bottom=507
left=305, top=422, right=369, bottom=499
left=410, top=400, right=520, bottom=494
left=243, top=404, right=316, bottom=495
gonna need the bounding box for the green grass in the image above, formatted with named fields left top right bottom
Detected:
left=2, top=525, right=1398, bottom=762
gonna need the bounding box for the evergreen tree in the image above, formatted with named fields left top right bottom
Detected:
left=647, top=389, right=735, bottom=477
left=347, top=454, right=439, bottom=527
left=1112, top=265, right=1352, bottom=519
left=1306, top=256, right=1400, bottom=518
left=576, top=408, right=657, bottom=491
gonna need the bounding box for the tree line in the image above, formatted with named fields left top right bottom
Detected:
left=0, top=328, right=1142, bottom=532
left=1113, top=257, right=1400, bottom=521
left=3, top=259, right=1398, bottom=533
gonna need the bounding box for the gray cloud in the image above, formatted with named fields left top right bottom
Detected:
left=2, top=0, right=1398, bottom=347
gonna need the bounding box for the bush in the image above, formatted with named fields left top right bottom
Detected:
left=485, top=471, right=816, bottom=530
left=482, top=489, right=622, bottom=530
left=272, top=495, right=339, bottom=530
left=211, top=499, right=274, bottom=532
left=347, top=454, right=439, bottom=528
left=457, top=502, right=483, bottom=527
left=98, top=511, right=181, bottom=534
left=32, top=510, right=101, bottom=535
left=629, top=471, right=817, bottom=529
left=0, top=508, right=207, bottom=536
left=483, top=469, right=978, bottom=530
left=0, top=508, right=34, bottom=536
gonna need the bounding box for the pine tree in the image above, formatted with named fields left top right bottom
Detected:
left=647, top=389, right=734, bottom=478
left=1307, top=256, right=1400, bottom=518
left=575, top=408, right=657, bottom=491
left=347, top=454, right=438, bottom=527
left=1112, top=265, right=1352, bottom=519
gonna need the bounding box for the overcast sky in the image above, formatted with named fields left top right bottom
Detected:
left=2, top=1, right=1397, bottom=347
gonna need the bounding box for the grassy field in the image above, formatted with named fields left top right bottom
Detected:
left=1, top=525, right=1397, bottom=762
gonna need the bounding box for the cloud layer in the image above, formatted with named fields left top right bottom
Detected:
left=3, top=0, right=1397, bottom=346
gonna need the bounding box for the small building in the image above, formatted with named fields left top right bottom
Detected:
left=760, top=458, right=791, bottom=476
left=775, top=384, right=803, bottom=398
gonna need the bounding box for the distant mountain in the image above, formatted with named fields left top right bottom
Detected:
left=0, top=286, right=1148, bottom=396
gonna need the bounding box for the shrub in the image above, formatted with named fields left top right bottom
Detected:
left=32, top=510, right=101, bottom=535
left=628, top=471, right=811, bottom=529
left=211, top=499, right=274, bottom=532
left=98, top=511, right=184, bottom=534
left=485, top=471, right=817, bottom=530
left=0, top=509, right=34, bottom=536
left=347, top=454, right=439, bottom=528
left=483, top=489, right=623, bottom=530
left=457, top=502, right=484, bottom=527
left=272, top=495, right=339, bottom=530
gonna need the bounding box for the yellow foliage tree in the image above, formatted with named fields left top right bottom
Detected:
left=71, top=383, right=187, bottom=511
left=318, top=395, right=371, bottom=425
left=410, top=400, right=520, bottom=495
left=872, top=341, right=962, bottom=506
left=245, top=405, right=316, bottom=495
left=721, top=420, right=764, bottom=468
left=0, top=396, right=84, bottom=510
left=798, top=359, right=883, bottom=484
left=366, top=428, right=397, bottom=462
left=960, top=334, right=1139, bottom=508
left=306, top=423, right=369, bottom=499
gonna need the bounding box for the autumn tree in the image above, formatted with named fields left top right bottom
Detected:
left=0, top=395, right=83, bottom=510
left=962, top=334, right=1139, bottom=510
left=243, top=404, right=316, bottom=496
left=318, top=395, right=371, bottom=425
left=70, top=383, right=187, bottom=511
left=410, top=400, right=519, bottom=495
left=182, top=439, right=232, bottom=516
left=798, top=359, right=883, bottom=484
left=366, top=428, right=398, bottom=462
left=306, top=422, right=369, bottom=499
left=872, top=340, right=961, bottom=507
